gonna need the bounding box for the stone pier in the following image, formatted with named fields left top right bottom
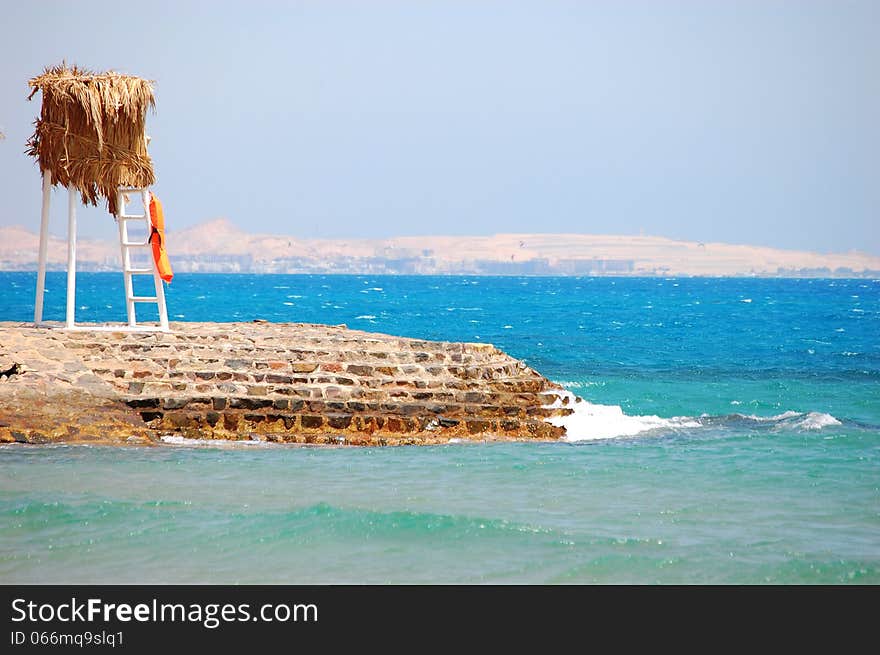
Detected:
left=0, top=321, right=573, bottom=446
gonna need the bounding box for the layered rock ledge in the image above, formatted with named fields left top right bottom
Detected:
left=0, top=321, right=573, bottom=446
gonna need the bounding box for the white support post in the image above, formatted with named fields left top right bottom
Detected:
left=65, top=186, right=77, bottom=329
left=153, top=269, right=170, bottom=331
left=117, top=190, right=136, bottom=326
left=34, top=172, right=52, bottom=324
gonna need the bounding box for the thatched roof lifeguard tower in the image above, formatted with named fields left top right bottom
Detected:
left=27, top=64, right=170, bottom=331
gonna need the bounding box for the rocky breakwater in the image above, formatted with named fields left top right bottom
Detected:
left=0, top=321, right=574, bottom=446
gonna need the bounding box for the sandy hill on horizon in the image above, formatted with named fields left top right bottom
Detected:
left=1, top=218, right=878, bottom=277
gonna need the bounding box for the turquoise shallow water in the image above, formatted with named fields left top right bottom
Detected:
left=1, top=273, right=878, bottom=583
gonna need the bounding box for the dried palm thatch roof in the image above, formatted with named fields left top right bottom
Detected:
left=26, top=64, right=155, bottom=216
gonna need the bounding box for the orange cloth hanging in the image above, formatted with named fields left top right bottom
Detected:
left=148, top=194, right=173, bottom=283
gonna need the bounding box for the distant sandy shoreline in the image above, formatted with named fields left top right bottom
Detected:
left=2, top=222, right=879, bottom=277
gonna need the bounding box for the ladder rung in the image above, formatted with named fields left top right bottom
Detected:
left=125, top=268, right=154, bottom=275
left=122, top=241, right=150, bottom=247
left=131, top=296, right=159, bottom=303
left=119, top=214, right=147, bottom=220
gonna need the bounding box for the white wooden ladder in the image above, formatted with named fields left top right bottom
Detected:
left=116, top=187, right=170, bottom=331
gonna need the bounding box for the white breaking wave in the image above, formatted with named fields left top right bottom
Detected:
left=732, top=410, right=842, bottom=430
left=543, top=390, right=700, bottom=442
left=551, top=380, right=606, bottom=389
left=543, top=392, right=843, bottom=441
left=796, top=412, right=842, bottom=430
left=736, top=410, right=802, bottom=422
left=160, top=435, right=272, bottom=447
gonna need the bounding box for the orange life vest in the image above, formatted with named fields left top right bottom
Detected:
left=148, top=194, right=173, bottom=283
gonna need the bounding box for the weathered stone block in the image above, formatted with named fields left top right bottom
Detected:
left=166, top=412, right=197, bottom=429
left=163, top=397, right=189, bottom=410
left=291, top=363, right=318, bottom=373
left=327, top=414, right=352, bottom=429
left=324, top=386, right=346, bottom=399
left=385, top=417, right=406, bottom=433
left=140, top=411, right=163, bottom=423
left=126, top=398, right=160, bottom=409
left=230, top=397, right=272, bottom=410
left=466, top=419, right=492, bottom=434
left=301, top=415, right=324, bottom=429
left=346, top=364, right=373, bottom=376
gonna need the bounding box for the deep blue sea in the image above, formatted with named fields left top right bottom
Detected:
left=1, top=272, right=878, bottom=583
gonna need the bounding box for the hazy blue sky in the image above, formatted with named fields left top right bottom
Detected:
left=1, top=1, right=877, bottom=253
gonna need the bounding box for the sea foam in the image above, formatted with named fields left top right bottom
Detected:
left=792, top=412, right=842, bottom=430
left=543, top=393, right=843, bottom=441
left=160, top=434, right=273, bottom=448
left=733, top=411, right=842, bottom=430
left=543, top=390, right=700, bottom=442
